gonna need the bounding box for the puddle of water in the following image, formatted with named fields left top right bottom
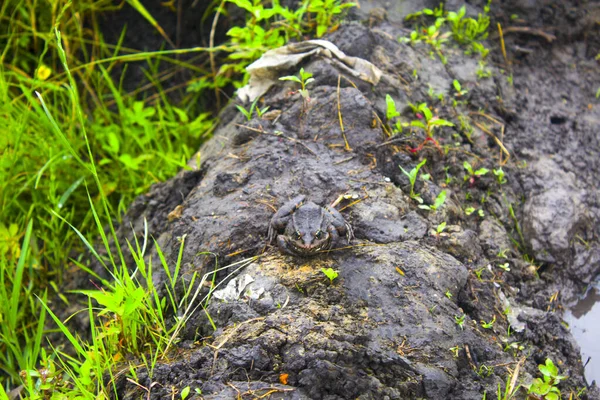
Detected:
left=563, top=283, right=600, bottom=385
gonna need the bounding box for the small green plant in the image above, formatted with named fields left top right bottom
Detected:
left=306, top=0, right=357, bottom=37
left=399, top=159, right=427, bottom=203
left=454, top=314, right=466, bottom=330
left=446, top=3, right=490, bottom=44
left=401, top=16, right=450, bottom=64
left=465, top=206, right=476, bottom=215
left=321, top=268, right=339, bottom=283
left=280, top=68, right=315, bottom=100
left=436, top=221, right=447, bottom=234
left=463, top=160, right=489, bottom=185
left=402, top=2, right=491, bottom=63
left=498, top=263, right=510, bottom=272
left=236, top=97, right=270, bottom=121
left=526, top=358, right=567, bottom=400
left=493, top=168, right=507, bottom=184
left=477, top=364, right=493, bottom=378
left=181, top=386, right=191, bottom=400
left=419, top=190, right=447, bottom=211
left=476, top=60, right=493, bottom=79
left=453, top=79, right=468, bottom=97
left=449, top=345, right=460, bottom=357
left=445, top=290, right=453, bottom=299
left=480, top=315, right=496, bottom=329
left=473, top=266, right=485, bottom=281
left=405, top=2, right=444, bottom=19
left=385, top=94, right=403, bottom=134
left=409, top=102, right=454, bottom=138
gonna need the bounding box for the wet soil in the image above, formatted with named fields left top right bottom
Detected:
left=82, top=0, right=600, bottom=398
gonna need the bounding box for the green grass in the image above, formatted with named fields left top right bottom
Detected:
left=0, top=0, right=355, bottom=396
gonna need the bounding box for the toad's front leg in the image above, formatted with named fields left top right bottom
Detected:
left=267, top=195, right=306, bottom=243
left=325, top=206, right=353, bottom=243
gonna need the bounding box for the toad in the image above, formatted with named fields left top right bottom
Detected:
left=267, top=195, right=353, bottom=257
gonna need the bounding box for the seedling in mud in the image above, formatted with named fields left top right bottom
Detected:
left=236, top=97, right=270, bottom=121
left=526, top=358, right=567, bottom=400
left=477, top=365, right=493, bottom=378
left=280, top=68, right=315, bottom=103
left=306, top=0, right=357, bottom=37
left=181, top=386, right=191, bottom=400
left=476, top=60, right=493, bottom=79
left=473, top=266, right=485, bottom=281
left=385, top=94, right=404, bottom=134
left=399, top=159, right=427, bottom=203
left=452, top=80, right=468, bottom=97
left=449, top=345, right=460, bottom=358
left=465, top=206, right=475, bottom=216
left=480, top=315, right=496, bottom=329
left=503, top=340, right=524, bottom=356
left=445, top=5, right=490, bottom=46
left=454, top=314, right=466, bottom=330
left=498, top=263, right=510, bottom=272
left=419, top=190, right=446, bottom=212
left=409, top=102, right=454, bottom=138
left=445, top=290, right=452, bottom=299
left=463, top=160, right=489, bottom=185
left=402, top=18, right=450, bottom=64
left=321, top=268, right=339, bottom=283
left=493, top=168, right=507, bottom=184
left=432, top=221, right=447, bottom=239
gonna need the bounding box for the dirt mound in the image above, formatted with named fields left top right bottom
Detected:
left=101, top=1, right=600, bottom=398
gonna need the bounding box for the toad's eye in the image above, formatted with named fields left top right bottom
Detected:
left=315, top=230, right=323, bottom=240
left=293, top=231, right=302, bottom=240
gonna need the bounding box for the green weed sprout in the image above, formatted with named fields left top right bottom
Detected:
left=399, top=159, right=427, bottom=203
left=445, top=5, right=490, bottom=51
left=454, top=314, right=466, bottom=330
left=307, top=0, right=356, bottom=37
left=409, top=102, right=454, bottom=138
left=526, top=358, right=567, bottom=400
left=419, top=190, right=447, bottom=211
left=480, top=316, right=496, bottom=329
left=493, top=168, right=507, bottom=184
left=463, top=160, right=489, bottom=184
left=236, top=97, right=270, bottom=121
left=321, top=267, right=339, bottom=283
left=436, top=221, right=447, bottom=234
left=280, top=67, right=315, bottom=101
left=385, top=94, right=403, bottom=134
left=452, top=79, right=468, bottom=97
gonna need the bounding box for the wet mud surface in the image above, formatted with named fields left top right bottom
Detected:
left=89, top=0, right=600, bottom=398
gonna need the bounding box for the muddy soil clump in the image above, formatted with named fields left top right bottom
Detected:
left=92, top=1, right=600, bottom=399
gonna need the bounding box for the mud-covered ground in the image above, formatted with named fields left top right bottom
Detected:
left=85, top=0, right=600, bottom=398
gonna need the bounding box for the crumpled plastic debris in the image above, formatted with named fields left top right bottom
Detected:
left=212, top=274, right=264, bottom=301
left=237, top=39, right=383, bottom=102
left=498, top=289, right=545, bottom=332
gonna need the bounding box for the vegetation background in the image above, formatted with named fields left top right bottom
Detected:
left=0, top=0, right=357, bottom=397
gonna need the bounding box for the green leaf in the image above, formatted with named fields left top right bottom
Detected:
left=474, top=168, right=489, bottom=176
left=433, top=190, right=447, bottom=209
left=386, top=94, right=400, bottom=120
left=453, top=80, right=461, bottom=92
left=411, top=120, right=426, bottom=129
left=539, top=359, right=559, bottom=378
left=279, top=75, right=302, bottom=84
left=419, top=104, right=433, bottom=121
left=236, top=105, right=252, bottom=120
left=429, top=118, right=454, bottom=127
left=463, top=161, right=474, bottom=175
left=437, top=221, right=447, bottom=233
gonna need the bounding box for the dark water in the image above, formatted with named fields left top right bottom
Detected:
left=564, top=283, right=600, bottom=385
